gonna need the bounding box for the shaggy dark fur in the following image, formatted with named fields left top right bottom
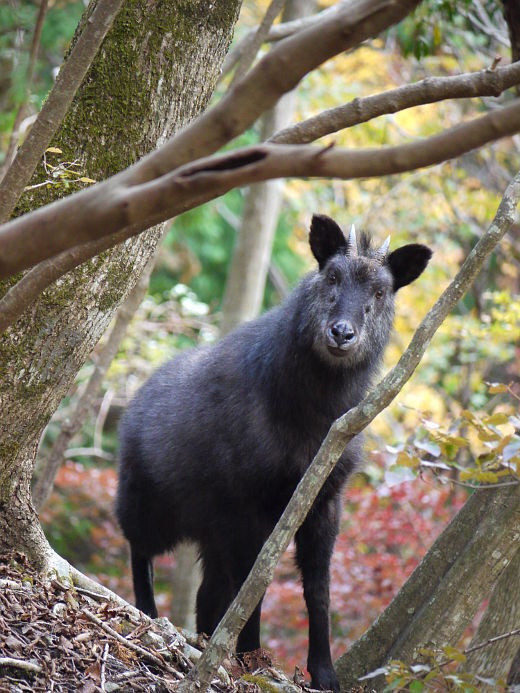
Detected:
left=116, top=214, right=432, bottom=692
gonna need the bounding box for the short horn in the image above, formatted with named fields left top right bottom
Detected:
left=375, top=235, right=391, bottom=263
left=346, top=224, right=358, bottom=257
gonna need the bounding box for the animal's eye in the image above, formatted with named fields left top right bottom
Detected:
left=375, top=289, right=384, bottom=299
left=328, top=272, right=337, bottom=285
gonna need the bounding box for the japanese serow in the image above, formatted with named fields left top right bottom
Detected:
left=116, top=214, right=432, bottom=692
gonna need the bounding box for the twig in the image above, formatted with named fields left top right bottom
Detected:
left=80, top=608, right=179, bottom=675
left=436, top=626, right=520, bottom=668
left=438, top=475, right=519, bottom=490
left=229, top=0, right=287, bottom=88
left=465, top=626, right=520, bottom=656
left=100, top=642, right=109, bottom=691
left=0, top=0, right=124, bottom=222
left=0, top=0, right=49, bottom=180
left=0, top=658, right=42, bottom=674
left=178, top=172, right=520, bottom=691
left=74, top=586, right=112, bottom=601
left=64, top=447, right=114, bottom=461
left=93, top=388, right=114, bottom=451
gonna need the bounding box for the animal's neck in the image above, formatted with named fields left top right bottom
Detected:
left=265, top=310, right=372, bottom=431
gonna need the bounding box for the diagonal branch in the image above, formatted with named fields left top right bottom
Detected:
left=270, top=61, right=520, bottom=144
left=220, top=3, right=340, bottom=80
left=1, top=97, right=520, bottom=283
left=228, top=0, right=287, bottom=88
left=178, top=169, right=520, bottom=693
left=0, top=0, right=124, bottom=223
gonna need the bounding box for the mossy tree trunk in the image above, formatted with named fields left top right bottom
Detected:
left=0, top=0, right=241, bottom=569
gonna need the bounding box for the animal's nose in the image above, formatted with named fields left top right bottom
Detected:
left=329, top=320, right=356, bottom=347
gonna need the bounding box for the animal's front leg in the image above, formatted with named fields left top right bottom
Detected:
left=295, top=496, right=340, bottom=693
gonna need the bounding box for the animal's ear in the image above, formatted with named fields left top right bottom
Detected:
left=387, top=244, right=432, bottom=291
left=309, top=214, right=347, bottom=269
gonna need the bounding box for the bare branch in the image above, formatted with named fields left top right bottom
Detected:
left=0, top=657, right=42, bottom=675
left=0, top=0, right=124, bottom=222
left=1, top=97, right=519, bottom=284
left=229, top=0, right=287, bottom=88
left=2, top=65, right=519, bottom=323
left=0, top=0, right=49, bottom=181
left=270, top=62, right=520, bottom=144
left=220, top=3, right=340, bottom=80
left=177, top=171, right=520, bottom=691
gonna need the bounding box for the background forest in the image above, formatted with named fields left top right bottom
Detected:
left=1, top=0, right=519, bottom=688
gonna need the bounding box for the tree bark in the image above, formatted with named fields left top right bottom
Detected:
left=31, top=258, right=154, bottom=512
left=462, top=546, right=520, bottom=687
left=220, top=0, right=314, bottom=336
left=169, top=542, right=200, bottom=632
left=0, top=0, right=241, bottom=568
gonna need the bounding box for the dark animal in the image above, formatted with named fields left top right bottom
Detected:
left=116, top=214, right=432, bottom=692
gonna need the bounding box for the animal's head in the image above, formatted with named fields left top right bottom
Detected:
left=308, top=214, right=432, bottom=367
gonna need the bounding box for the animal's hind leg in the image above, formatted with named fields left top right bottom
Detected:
left=196, top=564, right=232, bottom=637
left=131, top=545, right=158, bottom=618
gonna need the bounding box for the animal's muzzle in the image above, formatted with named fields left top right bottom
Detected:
left=326, top=320, right=357, bottom=350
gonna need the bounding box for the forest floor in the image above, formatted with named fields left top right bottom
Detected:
left=0, top=552, right=323, bottom=693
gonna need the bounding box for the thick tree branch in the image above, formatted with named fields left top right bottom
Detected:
left=0, top=0, right=418, bottom=275
left=176, top=173, right=520, bottom=691
left=0, top=228, right=132, bottom=334
left=1, top=97, right=520, bottom=284
left=270, top=61, right=520, bottom=144
left=0, top=0, right=124, bottom=223
left=2, top=64, right=520, bottom=326
left=105, top=0, right=420, bottom=182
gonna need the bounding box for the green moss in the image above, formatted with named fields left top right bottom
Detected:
left=241, top=674, right=280, bottom=693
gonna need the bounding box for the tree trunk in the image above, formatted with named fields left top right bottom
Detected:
left=463, top=545, right=520, bottom=687
left=31, top=258, right=154, bottom=512
left=219, top=0, right=314, bottom=336
left=170, top=542, right=200, bottom=632
left=335, top=483, right=520, bottom=690
left=0, top=0, right=241, bottom=569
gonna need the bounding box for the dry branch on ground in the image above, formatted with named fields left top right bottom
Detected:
left=0, top=553, right=303, bottom=693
